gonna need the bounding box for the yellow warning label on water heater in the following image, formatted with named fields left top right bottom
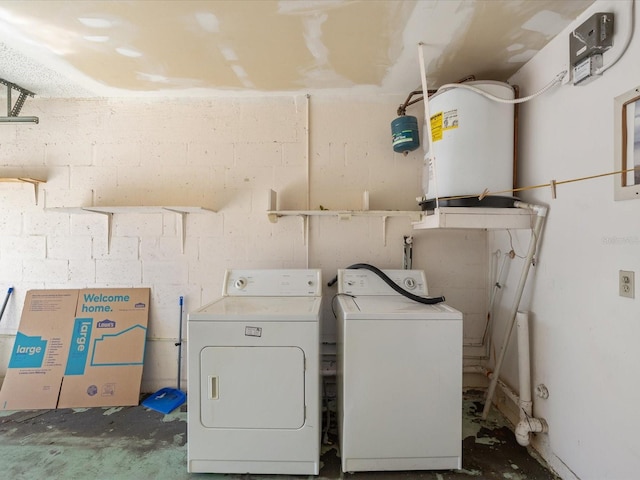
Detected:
left=430, top=112, right=443, bottom=142
left=431, top=110, right=459, bottom=142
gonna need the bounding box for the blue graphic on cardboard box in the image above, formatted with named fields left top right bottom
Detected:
left=64, top=318, right=93, bottom=376
left=64, top=319, right=147, bottom=375
left=8, top=332, right=47, bottom=368
left=91, top=325, right=147, bottom=366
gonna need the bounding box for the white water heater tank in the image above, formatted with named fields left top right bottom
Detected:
left=422, top=81, right=515, bottom=208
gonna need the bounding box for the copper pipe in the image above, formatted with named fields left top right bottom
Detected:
left=396, top=75, right=477, bottom=116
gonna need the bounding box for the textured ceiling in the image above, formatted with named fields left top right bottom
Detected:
left=0, top=0, right=594, bottom=99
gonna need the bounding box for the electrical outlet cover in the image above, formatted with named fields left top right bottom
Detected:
left=619, top=270, right=635, bottom=298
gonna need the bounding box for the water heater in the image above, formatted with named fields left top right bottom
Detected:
left=420, top=81, right=516, bottom=210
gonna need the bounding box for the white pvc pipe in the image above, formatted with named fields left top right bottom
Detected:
left=463, top=312, right=549, bottom=447
left=517, top=311, right=532, bottom=409
left=418, top=43, right=439, bottom=208
left=464, top=365, right=520, bottom=406
left=305, top=94, right=310, bottom=268
left=305, top=93, right=311, bottom=211
left=469, top=312, right=549, bottom=447
left=482, top=202, right=547, bottom=419
left=515, top=417, right=547, bottom=447
left=514, top=311, right=548, bottom=446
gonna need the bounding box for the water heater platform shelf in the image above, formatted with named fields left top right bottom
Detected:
left=412, top=206, right=534, bottom=230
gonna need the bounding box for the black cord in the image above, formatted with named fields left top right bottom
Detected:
left=331, top=293, right=356, bottom=318
left=328, top=263, right=445, bottom=305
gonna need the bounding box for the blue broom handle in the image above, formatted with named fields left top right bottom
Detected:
left=176, top=296, right=184, bottom=390
left=0, top=287, right=13, bottom=322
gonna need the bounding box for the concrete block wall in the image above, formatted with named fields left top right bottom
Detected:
left=0, top=94, right=487, bottom=393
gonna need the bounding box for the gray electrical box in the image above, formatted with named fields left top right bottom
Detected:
left=570, top=12, right=614, bottom=65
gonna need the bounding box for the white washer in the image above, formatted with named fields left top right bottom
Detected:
left=335, top=268, right=463, bottom=473
left=187, top=269, right=321, bottom=475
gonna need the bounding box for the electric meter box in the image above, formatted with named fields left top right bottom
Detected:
left=569, top=12, right=614, bottom=66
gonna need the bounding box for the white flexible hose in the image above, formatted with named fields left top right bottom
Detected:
left=596, top=0, right=635, bottom=75
left=436, top=70, right=567, bottom=104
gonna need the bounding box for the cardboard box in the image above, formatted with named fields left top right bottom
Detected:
left=0, top=288, right=150, bottom=410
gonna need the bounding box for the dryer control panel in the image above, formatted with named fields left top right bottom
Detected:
left=338, top=269, right=428, bottom=296
left=223, top=269, right=322, bottom=297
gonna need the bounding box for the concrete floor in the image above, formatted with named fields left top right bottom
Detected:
left=0, top=390, right=559, bottom=480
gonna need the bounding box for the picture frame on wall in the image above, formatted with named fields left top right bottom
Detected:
left=614, top=85, right=640, bottom=201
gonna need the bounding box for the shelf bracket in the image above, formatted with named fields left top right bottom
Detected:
left=163, top=208, right=188, bottom=253
left=382, top=215, right=389, bottom=246
left=0, top=78, right=39, bottom=124
left=301, top=215, right=308, bottom=246
left=84, top=209, right=114, bottom=254
left=0, top=177, right=45, bottom=204
left=20, top=178, right=40, bottom=205
left=267, top=189, right=279, bottom=223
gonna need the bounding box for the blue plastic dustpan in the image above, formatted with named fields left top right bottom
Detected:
left=142, top=387, right=186, bottom=414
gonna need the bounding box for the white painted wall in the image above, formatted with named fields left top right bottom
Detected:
left=490, top=1, right=640, bottom=479
left=0, top=93, right=487, bottom=394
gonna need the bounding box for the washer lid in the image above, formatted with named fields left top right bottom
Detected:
left=337, top=295, right=462, bottom=320
left=188, top=296, right=321, bottom=322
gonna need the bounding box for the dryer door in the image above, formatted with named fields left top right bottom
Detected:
left=200, top=346, right=305, bottom=429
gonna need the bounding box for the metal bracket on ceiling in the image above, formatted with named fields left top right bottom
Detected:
left=0, top=78, right=39, bottom=124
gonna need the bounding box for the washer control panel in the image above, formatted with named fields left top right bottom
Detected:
left=223, top=269, right=322, bottom=296
left=338, top=269, right=428, bottom=296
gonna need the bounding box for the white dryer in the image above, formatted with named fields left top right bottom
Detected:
left=187, top=269, right=321, bottom=475
left=335, top=268, right=463, bottom=473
